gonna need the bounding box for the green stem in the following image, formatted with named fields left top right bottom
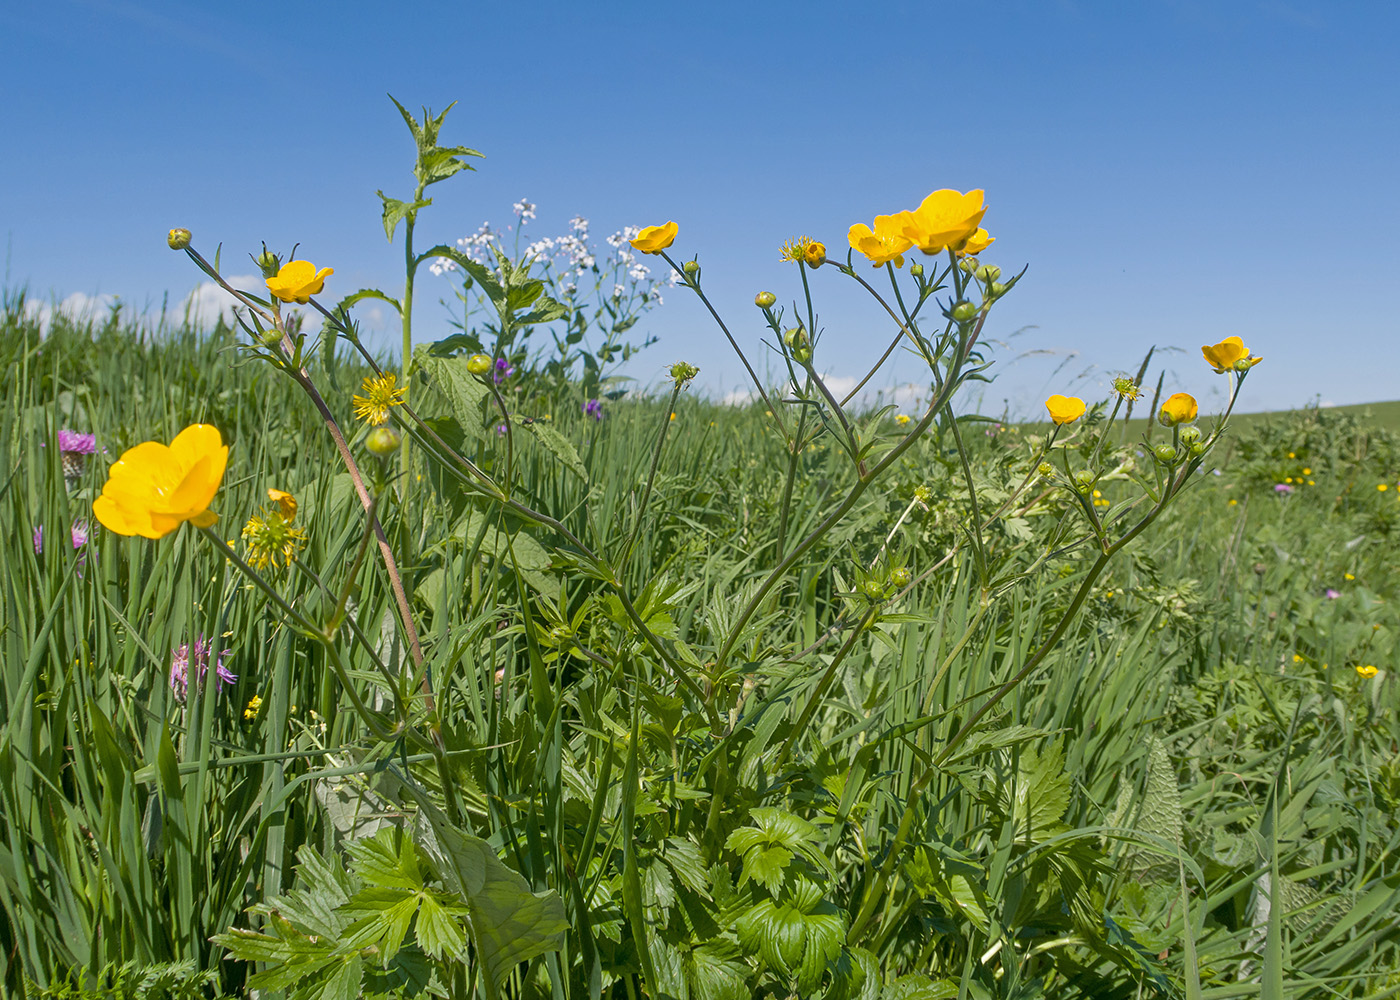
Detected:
left=774, top=608, right=876, bottom=768
left=621, top=381, right=685, bottom=566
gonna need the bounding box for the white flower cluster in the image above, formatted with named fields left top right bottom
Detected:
left=513, top=198, right=537, bottom=222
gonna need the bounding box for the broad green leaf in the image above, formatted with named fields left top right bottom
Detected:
left=414, top=347, right=490, bottom=437
left=521, top=420, right=588, bottom=482
left=377, top=191, right=432, bottom=243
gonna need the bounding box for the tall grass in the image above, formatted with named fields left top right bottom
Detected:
left=1, top=298, right=1397, bottom=997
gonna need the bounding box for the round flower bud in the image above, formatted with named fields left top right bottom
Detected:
left=682, top=259, right=700, bottom=275
left=258, top=326, right=283, bottom=348
left=951, top=301, right=978, bottom=322
left=861, top=578, right=886, bottom=601
left=909, top=263, right=925, bottom=277
left=1073, top=469, right=1096, bottom=492
left=548, top=624, right=571, bottom=643
left=975, top=264, right=1002, bottom=283
left=1178, top=425, right=1202, bottom=446
left=754, top=291, right=777, bottom=309
left=365, top=426, right=401, bottom=456
left=1188, top=441, right=1206, bottom=457
left=1153, top=444, right=1178, bottom=464
left=958, top=258, right=977, bottom=274
left=255, top=250, right=281, bottom=278
left=990, top=281, right=1008, bottom=298
left=889, top=567, right=912, bottom=589
left=466, top=354, right=493, bottom=376
left=167, top=228, right=191, bottom=250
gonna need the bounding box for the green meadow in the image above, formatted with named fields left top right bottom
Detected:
left=3, top=297, right=1397, bottom=999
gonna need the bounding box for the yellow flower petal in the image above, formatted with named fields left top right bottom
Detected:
left=1045, top=394, right=1086, bottom=425
left=903, top=189, right=987, bottom=255
left=93, top=424, right=227, bottom=539
left=630, top=222, right=678, bottom=254
left=266, top=260, right=334, bottom=304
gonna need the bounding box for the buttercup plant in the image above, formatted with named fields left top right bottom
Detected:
left=55, top=95, right=1349, bottom=1000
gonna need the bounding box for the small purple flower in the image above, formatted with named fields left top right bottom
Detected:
left=1325, top=588, right=1340, bottom=600
left=1274, top=483, right=1294, bottom=495
left=70, top=521, right=88, bottom=548
left=495, top=423, right=508, bottom=436
left=169, top=635, right=236, bottom=705
left=493, top=357, right=515, bottom=384
left=58, top=429, right=96, bottom=454
left=33, top=525, right=43, bottom=555
left=584, top=398, right=603, bottom=421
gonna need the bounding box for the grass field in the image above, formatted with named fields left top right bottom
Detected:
left=2, top=294, right=1398, bottom=1000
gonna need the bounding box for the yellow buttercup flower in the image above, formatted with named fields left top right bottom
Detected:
left=802, top=240, right=826, bottom=267
left=352, top=373, right=407, bottom=425
left=1158, top=392, right=1198, bottom=427
left=1356, top=665, right=1378, bottom=679
left=630, top=222, right=678, bottom=254
left=957, top=228, right=995, bottom=257
left=901, top=189, right=987, bottom=255
left=93, top=424, right=228, bottom=538
left=265, top=260, right=333, bottom=304
left=1201, top=336, right=1262, bottom=374
left=242, top=509, right=308, bottom=571
left=1045, top=394, right=1086, bottom=425
left=267, top=488, right=297, bottom=521
left=848, top=214, right=914, bottom=268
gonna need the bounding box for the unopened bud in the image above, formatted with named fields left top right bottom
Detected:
left=255, top=249, right=281, bottom=278
left=889, top=567, right=912, bottom=589
left=466, top=354, right=493, bottom=376
left=754, top=290, right=777, bottom=309
left=682, top=259, right=700, bottom=275
left=167, top=228, right=191, bottom=250
left=1178, top=426, right=1202, bottom=446
left=1153, top=444, right=1178, bottom=464
left=950, top=301, right=978, bottom=322
left=1074, top=469, right=1096, bottom=492
left=365, top=426, right=401, bottom=456
left=1188, top=441, right=1206, bottom=457
left=990, top=281, right=1008, bottom=298
left=548, top=624, right=571, bottom=643
left=909, top=263, right=924, bottom=277
left=258, top=326, right=283, bottom=348
left=783, top=326, right=811, bottom=363
left=861, top=578, right=886, bottom=601
left=958, top=258, right=977, bottom=274
left=975, top=264, right=1001, bottom=283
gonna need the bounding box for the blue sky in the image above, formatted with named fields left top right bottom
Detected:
left=3, top=0, right=1396, bottom=415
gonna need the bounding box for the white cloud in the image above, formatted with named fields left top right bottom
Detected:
left=23, top=292, right=122, bottom=336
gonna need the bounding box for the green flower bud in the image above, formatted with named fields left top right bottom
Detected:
left=783, top=326, right=812, bottom=363
left=889, top=567, right=912, bottom=589
left=669, top=361, right=700, bottom=385
left=950, top=301, right=978, bottom=322
left=990, top=281, right=1008, bottom=298
left=547, top=624, right=571, bottom=643
left=1037, top=462, right=1055, bottom=477
left=861, top=578, right=886, bottom=601
left=1189, top=441, right=1206, bottom=457
left=1153, top=444, right=1179, bottom=464
left=975, top=264, right=1002, bottom=283
left=958, top=258, right=977, bottom=274
left=909, top=263, right=924, bottom=277
left=754, top=290, right=777, bottom=309
left=682, top=259, right=700, bottom=275
left=167, top=228, right=191, bottom=250
left=466, top=354, right=493, bottom=376
left=1074, top=469, right=1096, bottom=492
left=258, top=326, right=283, bottom=348
left=365, top=425, right=401, bottom=456
left=1178, top=425, right=1202, bottom=446
left=255, top=249, right=281, bottom=278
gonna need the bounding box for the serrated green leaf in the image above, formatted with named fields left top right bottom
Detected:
left=521, top=420, right=588, bottom=482
left=416, top=245, right=505, bottom=304
left=518, top=294, right=569, bottom=326
left=414, top=893, right=468, bottom=960
left=882, top=973, right=960, bottom=1000
left=414, top=348, right=490, bottom=436
left=377, top=191, right=432, bottom=243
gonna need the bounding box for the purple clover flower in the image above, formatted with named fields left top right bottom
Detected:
left=58, top=429, right=96, bottom=454
left=1274, top=483, right=1294, bottom=495
left=584, top=398, right=603, bottom=421
left=493, top=357, right=515, bottom=384
left=169, top=636, right=236, bottom=705
left=1325, top=588, right=1340, bottom=600
left=33, top=522, right=89, bottom=554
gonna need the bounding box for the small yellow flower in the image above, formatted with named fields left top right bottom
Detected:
left=779, top=236, right=823, bottom=264
left=1356, top=664, right=1378, bottom=679
left=1045, top=394, right=1086, bottom=425
left=1228, top=498, right=1238, bottom=506
left=243, top=695, right=262, bottom=721
left=1378, top=484, right=1389, bottom=492
left=265, top=260, right=334, bottom=304
left=1302, top=467, right=1312, bottom=475
left=1292, top=654, right=1304, bottom=664
left=956, top=227, right=995, bottom=257
left=242, top=509, right=308, bottom=571
left=630, top=222, right=678, bottom=254
left=1285, top=477, right=1293, bottom=484
left=895, top=414, right=911, bottom=426
left=1344, top=572, right=1355, bottom=580
left=1201, top=336, right=1262, bottom=374
left=93, top=424, right=228, bottom=538
left=900, top=188, right=988, bottom=255
left=1287, top=452, right=1296, bottom=459
left=848, top=214, right=914, bottom=268
left=352, top=373, right=407, bottom=425
left=669, top=412, right=676, bottom=421
left=267, top=488, right=297, bottom=521
left=1308, top=480, right=1315, bottom=486
left=1158, top=392, right=1198, bottom=427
